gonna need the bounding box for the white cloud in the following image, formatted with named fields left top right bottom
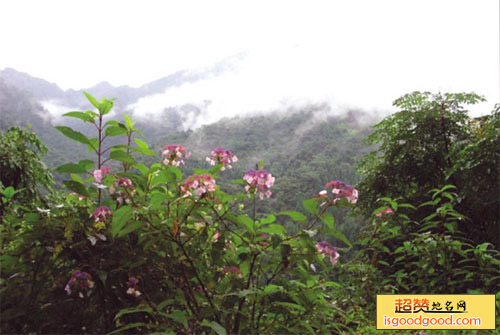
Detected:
left=1, top=0, right=498, bottom=123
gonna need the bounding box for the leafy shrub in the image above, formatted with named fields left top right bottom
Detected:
left=1, top=93, right=358, bottom=334
left=357, top=185, right=500, bottom=295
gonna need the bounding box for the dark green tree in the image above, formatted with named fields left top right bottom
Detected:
left=357, top=91, right=499, bottom=248
left=0, top=126, right=54, bottom=211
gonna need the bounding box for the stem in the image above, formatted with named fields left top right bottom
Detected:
left=177, top=241, right=221, bottom=324
left=125, top=132, right=132, bottom=172
left=233, top=252, right=258, bottom=334
left=253, top=193, right=256, bottom=224
left=97, top=114, right=103, bottom=205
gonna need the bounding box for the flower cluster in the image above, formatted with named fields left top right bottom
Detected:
left=315, top=241, right=339, bottom=265
left=206, top=147, right=238, bottom=171
left=181, top=174, right=216, bottom=197
left=320, top=180, right=358, bottom=204
left=222, top=266, right=243, bottom=277
left=376, top=207, right=394, bottom=217
left=110, top=177, right=135, bottom=205
left=243, top=169, right=275, bottom=200
left=162, top=144, right=190, bottom=167
left=65, top=270, right=94, bottom=297
left=93, top=166, right=110, bottom=183
left=126, top=276, right=141, bottom=297
left=90, top=206, right=113, bottom=223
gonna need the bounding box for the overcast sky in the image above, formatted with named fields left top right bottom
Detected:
left=1, top=0, right=498, bottom=116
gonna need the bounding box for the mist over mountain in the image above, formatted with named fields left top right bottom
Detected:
left=0, top=54, right=252, bottom=130
left=1, top=49, right=385, bottom=134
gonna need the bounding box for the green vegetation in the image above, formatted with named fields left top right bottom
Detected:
left=0, top=91, right=499, bottom=334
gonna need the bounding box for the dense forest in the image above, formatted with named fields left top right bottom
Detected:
left=0, top=74, right=499, bottom=334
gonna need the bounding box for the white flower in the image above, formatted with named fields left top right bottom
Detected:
left=87, top=236, right=97, bottom=246
left=36, top=207, right=50, bottom=214
left=303, top=229, right=318, bottom=237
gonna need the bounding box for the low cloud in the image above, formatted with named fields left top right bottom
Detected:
left=128, top=33, right=497, bottom=129
left=128, top=46, right=397, bottom=130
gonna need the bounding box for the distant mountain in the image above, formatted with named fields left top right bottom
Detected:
left=0, top=68, right=65, bottom=100
left=0, top=78, right=88, bottom=167
left=0, top=67, right=188, bottom=109
left=0, top=53, right=248, bottom=130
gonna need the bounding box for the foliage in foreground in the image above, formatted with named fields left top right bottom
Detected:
left=1, top=92, right=499, bottom=334
left=357, top=92, right=500, bottom=249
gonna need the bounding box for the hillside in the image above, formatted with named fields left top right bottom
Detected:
left=0, top=75, right=377, bottom=241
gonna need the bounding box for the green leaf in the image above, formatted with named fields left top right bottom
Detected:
left=320, top=212, right=335, bottom=230
left=127, top=145, right=156, bottom=156
left=149, top=192, right=168, bottom=209
left=165, top=166, right=182, bottom=181
left=263, top=284, right=282, bottom=294
left=201, top=320, right=227, bottom=335
left=125, top=114, right=135, bottom=129
left=133, top=163, right=149, bottom=176
left=151, top=171, right=169, bottom=188
left=112, top=205, right=133, bottom=238
left=110, top=150, right=136, bottom=164
left=63, top=180, right=89, bottom=197
left=303, top=198, right=319, bottom=215
left=261, top=224, right=286, bottom=235
left=117, top=221, right=143, bottom=238
left=0, top=255, right=17, bottom=272
left=55, top=126, right=90, bottom=145
left=105, top=125, right=128, bottom=137
left=63, top=111, right=95, bottom=123
left=327, top=227, right=352, bottom=248
left=236, top=288, right=255, bottom=297
left=299, top=320, right=316, bottom=335
left=98, top=99, right=113, bottom=115
left=165, top=310, right=188, bottom=328
left=87, top=138, right=99, bottom=152
left=0, top=186, right=24, bottom=199
left=83, top=91, right=99, bottom=108
left=134, top=138, right=149, bottom=149
left=55, top=160, right=94, bottom=174
left=70, top=173, right=84, bottom=183
left=109, top=322, right=148, bottom=334
left=278, top=211, right=307, bottom=223
left=237, top=215, right=255, bottom=234
left=259, top=214, right=276, bottom=225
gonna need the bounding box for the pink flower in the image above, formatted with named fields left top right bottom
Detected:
left=90, top=206, right=113, bottom=223
left=93, top=166, right=111, bottom=183
left=126, top=276, right=141, bottom=297
left=115, top=177, right=133, bottom=188
left=128, top=276, right=139, bottom=286
left=222, top=266, right=243, bottom=277
left=213, top=231, right=221, bottom=242
left=162, top=144, right=190, bottom=167
left=243, top=169, right=275, bottom=200
left=65, top=270, right=94, bottom=296
left=206, top=147, right=238, bottom=171
left=315, top=241, right=339, bottom=265
left=181, top=174, right=216, bottom=197
left=110, top=177, right=135, bottom=205
left=324, top=180, right=358, bottom=204
left=376, top=207, right=394, bottom=217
